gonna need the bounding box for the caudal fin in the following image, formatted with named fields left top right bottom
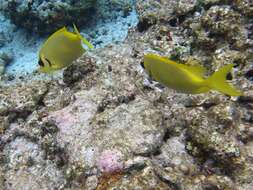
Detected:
left=73, top=24, right=94, bottom=49
left=206, top=64, right=243, bottom=96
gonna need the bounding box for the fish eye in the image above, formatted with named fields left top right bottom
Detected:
left=38, top=59, right=44, bottom=67
left=140, top=61, right=145, bottom=69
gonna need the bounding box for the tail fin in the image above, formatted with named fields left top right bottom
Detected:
left=206, top=64, right=243, bottom=96
left=73, top=24, right=94, bottom=49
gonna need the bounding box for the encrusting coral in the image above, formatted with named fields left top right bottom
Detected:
left=0, top=0, right=253, bottom=189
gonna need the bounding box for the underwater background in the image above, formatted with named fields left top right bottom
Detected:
left=0, top=0, right=253, bottom=189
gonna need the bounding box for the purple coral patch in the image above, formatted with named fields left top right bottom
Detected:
left=97, top=150, right=124, bottom=173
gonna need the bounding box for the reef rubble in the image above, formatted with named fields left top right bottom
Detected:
left=0, top=0, right=253, bottom=189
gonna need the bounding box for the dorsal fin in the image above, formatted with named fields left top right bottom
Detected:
left=54, top=27, right=67, bottom=34
left=73, top=24, right=94, bottom=49
left=185, top=58, right=206, bottom=76
left=146, top=54, right=206, bottom=77
left=161, top=56, right=207, bottom=77
left=175, top=57, right=206, bottom=77
left=179, top=64, right=206, bottom=77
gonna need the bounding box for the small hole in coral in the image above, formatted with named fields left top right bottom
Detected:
left=137, top=18, right=153, bottom=32
left=156, top=35, right=162, bottom=40
left=168, top=18, right=177, bottom=27
left=108, top=65, right=112, bottom=72
left=245, top=69, right=253, bottom=81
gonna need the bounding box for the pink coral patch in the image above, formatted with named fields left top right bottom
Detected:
left=97, top=150, right=124, bottom=173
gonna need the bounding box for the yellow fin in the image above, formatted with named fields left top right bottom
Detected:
left=179, top=64, right=206, bottom=77
left=161, top=56, right=207, bottom=77
left=54, top=27, right=67, bottom=34
left=73, top=24, right=94, bottom=49
left=206, top=64, right=243, bottom=96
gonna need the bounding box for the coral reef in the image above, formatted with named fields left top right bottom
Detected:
left=0, top=0, right=253, bottom=189
left=0, top=0, right=136, bottom=35
left=0, top=52, right=12, bottom=75
left=0, top=0, right=96, bottom=34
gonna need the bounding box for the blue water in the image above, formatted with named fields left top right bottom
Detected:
left=0, top=2, right=138, bottom=77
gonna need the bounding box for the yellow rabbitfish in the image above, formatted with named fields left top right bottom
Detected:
left=142, top=54, right=242, bottom=96
left=38, top=24, right=93, bottom=73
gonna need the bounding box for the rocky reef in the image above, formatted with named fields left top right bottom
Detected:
left=0, top=0, right=253, bottom=190
left=0, top=0, right=136, bottom=35
left=0, top=0, right=96, bottom=34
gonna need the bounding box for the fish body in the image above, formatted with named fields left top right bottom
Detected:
left=38, top=25, right=93, bottom=73
left=143, top=54, right=242, bottom=96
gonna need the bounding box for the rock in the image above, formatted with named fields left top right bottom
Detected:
left=0, top=52, right=13, bottom=75
left=85, top=175, right=98, bottom=190
left=3, top=137, right=66, bottom=190
left=95, top=0, right=134, bottom=19
left=233, top=0, right=253, bottom=16
left=0, top=0, right=253, bottom=189
left=97, top=166, right=171, bottom=190
left=63, top=55, right=97, bottom=87
left=0, top=0, right=96, bottom=34
left=42, top=82, right=73, bottom=112
left=154, top=136, right=197, bottom=174
left=50, top=88, right=164, bottom=170
left=0, top=32, right=6, bottom=47
left=136, top=0, right=197, bottom=26
left=124, top=156, right=148, bottom=172
left=97, top=150, right=124, bottom=173
left=0, top=0, right=136, bottom=34
left=0, top=81, right=48, bottom=118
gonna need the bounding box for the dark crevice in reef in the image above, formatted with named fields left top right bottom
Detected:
left=37, top=95, right=47, bottom=108
left=162, top=128, right=172, bottom=143
left=155, top=168, right=181, bottom=190
left=241, top=111, right=253, bottom=124
left=133, top=143, right=163, bottom=158
left=42, top=141, right=69, bottom=168
left=196, top=0, right=232, bottom=11
left=185, top=137, right=241, bottom=179
left=184, top=102, right=218, bottom=110
left=97, top=93, right=136, bottom=113
left=6, top=110, right=33, bottom=123
left=245, top=69, right=253, bottom=81
left=237, top=96, right=253, bottom=109
left=137, top=17, right=156, bottom=32
left=167, top=14, right=187, bottom=28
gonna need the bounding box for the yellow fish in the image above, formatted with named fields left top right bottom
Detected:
left=142, top=54, right=242, bottom=96
left=38, top=24, right=93, bottom=73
